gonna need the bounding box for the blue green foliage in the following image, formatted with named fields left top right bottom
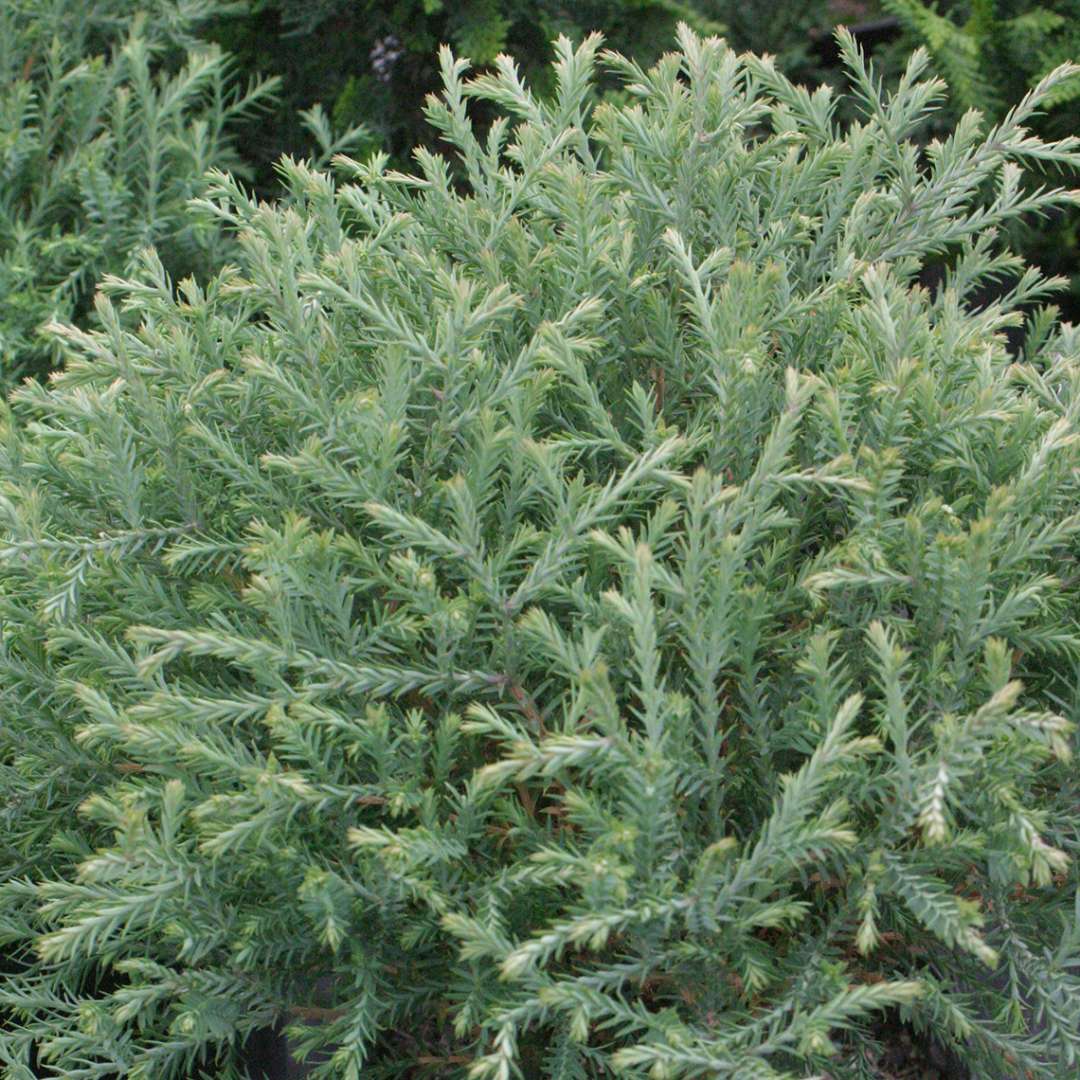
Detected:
left=1, top=29, right=1079, bottom=1078
left=0, top=0, right=276, bottom=381
left=208, top=0, right=727, bottom=188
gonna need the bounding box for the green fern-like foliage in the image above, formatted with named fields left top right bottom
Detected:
left=2, top=27, right=1080, bottom=1079
left=882, top=0, right=1080, bottom=114
left=881, top=0, right=1080, bottom=318
left=0, top=0, right=277, bottom=383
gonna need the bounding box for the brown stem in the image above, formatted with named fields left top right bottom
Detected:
left=508, top=680, right=546, bottom=735
left=514, top=781, right=536, bottom=819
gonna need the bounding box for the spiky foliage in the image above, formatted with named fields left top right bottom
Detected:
left=2, top=26, right=1080, bottom=1080
left=206, top=0, right=866, bottom=195
left=0, top=0, right=276, bottom=382
left=206, top=0, right=729, bottom=192
left=880, top=0, right=1080, bottom=325
left=882, top=0, right=1080, bottom=114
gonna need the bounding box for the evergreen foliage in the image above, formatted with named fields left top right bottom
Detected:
left=206, top=0, right=865, bottom=194
left=207, top=0, right=726, bottom=190
left=881, top=0, right=1080, bottom=314
left=0, top=0, right=276, bottom=382
left=2, top=26, right=1080, bottom=1079
left=881, top=0, right=1080, bottom=115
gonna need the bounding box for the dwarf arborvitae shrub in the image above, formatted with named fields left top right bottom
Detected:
left=2, top=27, right=1080, bottom=1080
left=0, top=0, right=276, bottom=382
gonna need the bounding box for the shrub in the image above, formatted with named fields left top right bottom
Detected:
left=2, top=27, right=1080, bottom=1079
left=0, top=0, right=276, bottom=382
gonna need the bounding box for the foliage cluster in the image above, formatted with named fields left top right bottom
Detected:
left=204, top=0, right=865, bottom=193
left=0, top=0, right=275, bottom=382
left=204, top=0, right=723, bottom=190
left=1, top=28, right=1079, bottom=1080
left=881, top=0, right=1080, bottom=313
left=882, top=0, right=1080, bottom=116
